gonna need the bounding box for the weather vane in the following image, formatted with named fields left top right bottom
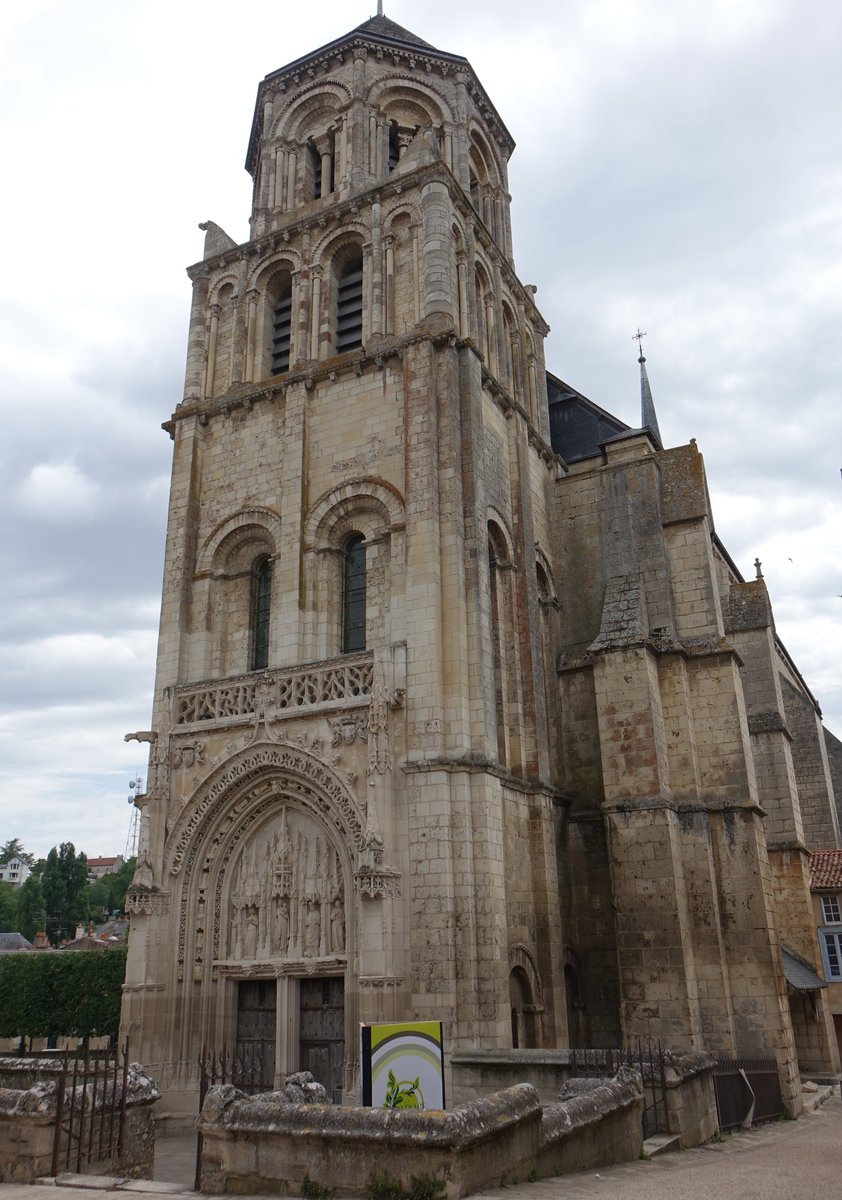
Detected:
left=633, top=328, right=647, bottom=362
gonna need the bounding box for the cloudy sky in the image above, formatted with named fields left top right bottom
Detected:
left=1, top=0, right=840, bottom=862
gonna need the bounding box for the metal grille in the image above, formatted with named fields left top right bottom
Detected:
left=51, top=1039, right=129, bottom=1176
left=569, top=1041, right=668, bottom=1139
left=713, top=1055, right=783, bottom=1130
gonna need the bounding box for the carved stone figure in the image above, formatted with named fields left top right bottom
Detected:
left=305, top=900, right=321, bottom=957
left=244, top=905, right=259, bottom=958
left=273, top=896, right=290, bottom=955
left=331, top=897, right=345, bottom=954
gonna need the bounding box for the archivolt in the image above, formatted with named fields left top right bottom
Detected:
left=196, top=507, right=283, bottom=576
left=270, top=82, right=352, bottom=143
left=304, top=478, right=405, bottom=548
left=167, top=741, right=368, bottom=881
left=508, top=942, right=545, bottom=1010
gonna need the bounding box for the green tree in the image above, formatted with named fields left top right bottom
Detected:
left=0, top=838, right=35, bottom=867
left=85, top=857, right=136, bottom=920
left=0, top=882, right=17, bottom=932
left=41, top=843, right=89, bottom=945
left=16, top=875, right=46, bottom=941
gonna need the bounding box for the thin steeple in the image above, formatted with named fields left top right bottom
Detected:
left=633, top=328, right=663, bottom=449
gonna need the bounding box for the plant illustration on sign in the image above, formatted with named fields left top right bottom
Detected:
left=383, top=1069, right=423, bottom=1109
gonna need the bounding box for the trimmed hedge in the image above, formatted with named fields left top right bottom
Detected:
left=0, top=948, right=127, bottom=1039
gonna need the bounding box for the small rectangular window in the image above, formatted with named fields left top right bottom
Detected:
left=822, top=895, right=841, bottom=924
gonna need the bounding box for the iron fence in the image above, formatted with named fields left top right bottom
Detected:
left=51, top=1038, right=129, bottom=1176
left=195, top=1043, right=264, bottom=1191
left=568, top=1040, right=668, bottom=1138
left=713, top=1055, right=783, bottom=1130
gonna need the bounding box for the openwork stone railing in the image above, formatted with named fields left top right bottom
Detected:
left=173, top=652, right=374, bottom=727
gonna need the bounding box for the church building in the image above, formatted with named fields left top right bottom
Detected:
left=122, top=14, right=841, bottom=1119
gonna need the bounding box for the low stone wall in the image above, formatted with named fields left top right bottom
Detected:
left=451, top=1047, right=717, bottom=1149
left=0, top=1060, right=159, bottom=1183
left=198, top=1070, right=644, bottom=1197
left=450, top=1050, right=571, bottom=1105
left=538, top=1070, right=643, bottom=1176
left=660, top=1052, right=718, bottom=1146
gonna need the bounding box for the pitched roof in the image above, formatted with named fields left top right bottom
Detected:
left=0, top=932, right=34, bottom=952
left=351, top=15, right=437, bottom=51
left=782, top=946, right=827, bottom=991
left=809, top=849, right=842, bottom=890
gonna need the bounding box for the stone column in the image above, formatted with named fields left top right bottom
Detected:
left=183, top=272, right=210, bottom=400
left=383, top=235, right=395, bottom=335
left=204, top=304, right=220, bottom=398
left=309, top=267, right=322, bottom=361
left=419, top=180, right=455, bottom=321
left=245, top=289, right=257, bottom=382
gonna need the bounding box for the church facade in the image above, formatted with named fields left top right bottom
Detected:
left=122, top=16, right=840, bottom=1117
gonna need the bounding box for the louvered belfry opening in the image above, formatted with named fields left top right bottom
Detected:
left=271, top=284, right=292, bottom=376
left=336, top=257, right=363, bottom=352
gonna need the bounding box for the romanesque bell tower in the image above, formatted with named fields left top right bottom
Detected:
left=122, top=14, right=566, bottom=1115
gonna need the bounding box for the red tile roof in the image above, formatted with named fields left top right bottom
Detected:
left=809, top=850, right=842, bottom=890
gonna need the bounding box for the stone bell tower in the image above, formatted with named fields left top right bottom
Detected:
left=122, top=14, right=567, bottom=1116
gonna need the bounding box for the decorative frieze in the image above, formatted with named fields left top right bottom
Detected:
left=125, top=889, right=170, bottom=916
left=354, top=867, right=401, bottom=899
left=172, top=652, right=374, bottom=726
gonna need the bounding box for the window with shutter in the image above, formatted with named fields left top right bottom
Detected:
left=336, top=258, right=363, bottom=352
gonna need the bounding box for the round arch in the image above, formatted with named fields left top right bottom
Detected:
left=305, top=478, right=406, bottom=549
left=196, top=507, right=284, bottom=576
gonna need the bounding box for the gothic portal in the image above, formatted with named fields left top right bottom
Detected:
left=122, top=15, right=840, bottom=1117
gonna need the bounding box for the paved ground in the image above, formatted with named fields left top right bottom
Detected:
left=3, top=1093, right=841, bottom=1200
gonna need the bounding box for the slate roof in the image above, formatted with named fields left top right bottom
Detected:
left=782, top=946, right=827, bottom=991
left=0, top=932, right=34, bottom=952
left=809, top=849, right=842, bottom=891
left=351, top=15, right=438, bottom=51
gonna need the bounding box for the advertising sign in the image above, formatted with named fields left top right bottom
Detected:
left=360, top=1020, right=445, bottom=1110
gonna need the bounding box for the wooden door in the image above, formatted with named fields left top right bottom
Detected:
left=236, top=979, right=276, bottom=1091
left=299, top=976, right=344, bottom=1103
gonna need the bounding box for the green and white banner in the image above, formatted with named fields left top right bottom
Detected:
left=360, top=1020, right=445, bottom=1110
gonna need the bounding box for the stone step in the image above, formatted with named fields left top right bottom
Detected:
left=643, top=1133, right=683, bottom=1157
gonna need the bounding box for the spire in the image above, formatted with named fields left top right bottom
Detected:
left=633, top=328, right=663, bottom=449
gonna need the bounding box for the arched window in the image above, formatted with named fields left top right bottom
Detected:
left=271, top=281, right=292, bottom=376
left=342, top=534, right=366, bottom=652
left=251, top=557, right=272, bottom=671
left=336, top=256, right=363, bottom=352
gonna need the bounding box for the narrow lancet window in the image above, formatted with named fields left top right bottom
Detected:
left=251, top=558, right=272, bottom=670
left=342, top=534, right=366, bottom=652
